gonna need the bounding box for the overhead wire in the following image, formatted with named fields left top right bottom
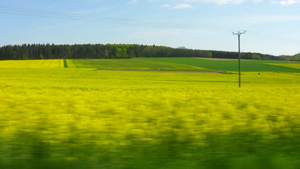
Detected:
left=0, top=6, right=231, bottom=32
left=246, top=30, right=300, bottom=44
left=0, top=6, right=299, bottom=45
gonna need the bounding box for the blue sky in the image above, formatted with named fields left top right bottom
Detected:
left=0, top=0, right=299, bottom=56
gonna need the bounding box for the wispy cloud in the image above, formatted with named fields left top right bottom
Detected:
left=271, top=0, right=300, bottom=5
left=70, top=7, right=110, bottom=15
left=174, top=3, right=193, bottom=9
left=129, top=0, right=138, bottom=3
left=183, top=0, right=245, bottom=5
left=162, top=3, right=193, bottom=9
left=242, top=15, right=300, bottom=23
left=162, top=4, right=171, bottom=8
left=183, top=0, right=299, bottom=5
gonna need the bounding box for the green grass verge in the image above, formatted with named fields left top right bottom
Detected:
left=63, top=58, right=68, bottom=68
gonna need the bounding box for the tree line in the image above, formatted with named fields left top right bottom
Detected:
left=0, top=43, right=293, bottom=60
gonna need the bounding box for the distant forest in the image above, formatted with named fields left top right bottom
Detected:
left=0, top=43, right=298, bottom=61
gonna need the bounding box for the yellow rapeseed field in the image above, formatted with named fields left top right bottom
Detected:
left=0, top=59, right=63, bottom=68
left=0, top=59, right=299, bottom=168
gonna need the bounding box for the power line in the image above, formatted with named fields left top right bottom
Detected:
left=1, top=6, right=298, bottom=42
left=0, top=6, right=231, bottom=32
left=0, top=6, right=299, bottom=53
left=247, top=30, right=300, bottom=44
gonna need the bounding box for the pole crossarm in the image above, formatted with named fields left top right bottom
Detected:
left=232, top=30, right=246, bottom=36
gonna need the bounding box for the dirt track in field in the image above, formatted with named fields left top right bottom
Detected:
left=195, top=57, right=252, bottom=61
left=196, top=57, right=237, bottom=61
left=98, top=70, right=220, bottom=73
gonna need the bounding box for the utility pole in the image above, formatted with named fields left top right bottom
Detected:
left=233, top=30, right=246, bottom=88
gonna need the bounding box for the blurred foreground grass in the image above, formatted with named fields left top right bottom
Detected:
left=0, top=66, right=300, bottom=168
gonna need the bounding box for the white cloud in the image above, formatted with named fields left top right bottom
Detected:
left=174, top=3, right=193, bottom=9
left=271, top=0, right=300, bottom=4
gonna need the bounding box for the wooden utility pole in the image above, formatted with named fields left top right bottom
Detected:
left=233, top=30, right=246, bottom=88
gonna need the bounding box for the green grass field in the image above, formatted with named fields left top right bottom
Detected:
left=66, top=58, right=207, bottom=71
left=0, top=58, right=299, bottom=169
left=62, top=57, right=300, bottom=73
left=145, top=57, right=300, bottom=72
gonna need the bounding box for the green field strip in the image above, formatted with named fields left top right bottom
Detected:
left=72, top=59, right=80, bottom=68
left=68, top=58, right=208, bottom=71
left=66, top=59, right=79, bottom=68
left=63, top=58, right=68, bottom=68
left=1, top=59, right=299, bottom=72
left=266, top=63, right=300, bottom=70
left=145, top=57, right=300, bottom=72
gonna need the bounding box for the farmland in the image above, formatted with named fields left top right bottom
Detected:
left=0, top=58, right=300, bottom=169
left=66, top=58, right=207, bottom=71
left=145, top=57, right=300, bottom=72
